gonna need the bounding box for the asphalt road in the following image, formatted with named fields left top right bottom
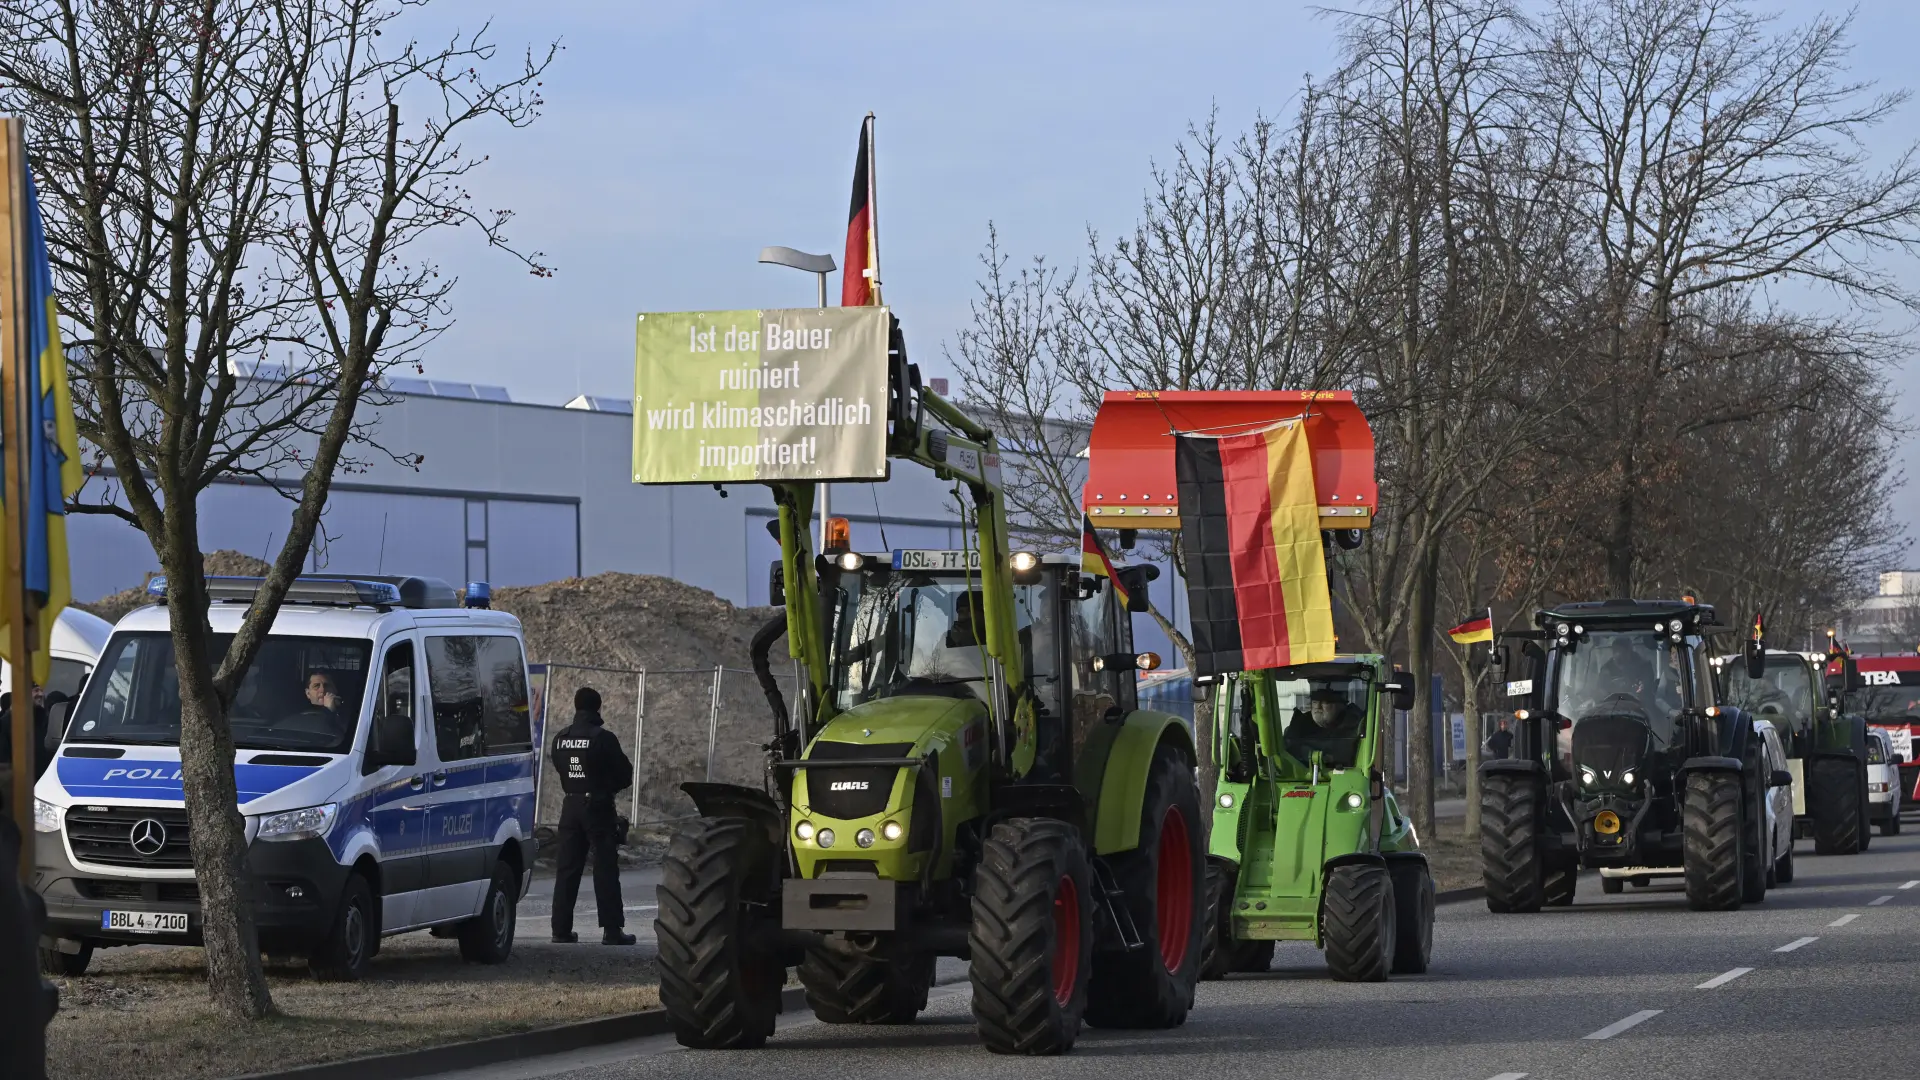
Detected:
left=449, top=824, right=1920, bottom=1080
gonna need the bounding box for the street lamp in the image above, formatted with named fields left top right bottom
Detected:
left=758, top=245, right=836, bottom=308
left=757, top=245, right=838, bottom=551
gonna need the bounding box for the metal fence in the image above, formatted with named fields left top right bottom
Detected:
left=532, top=661, right=798, bottom=830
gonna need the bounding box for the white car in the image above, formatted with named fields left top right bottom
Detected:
left=1868, top=727, right=1903, bottom=837
left=1756, top=720, right=1795, bottom=886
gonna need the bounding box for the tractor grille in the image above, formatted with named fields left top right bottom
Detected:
left=65, top=806, right=194, bottom=869
left=803, top=741, right=912, bottom=821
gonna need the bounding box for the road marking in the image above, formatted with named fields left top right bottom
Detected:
left=1583, top=1010, right=1662, bottom=1040
left=1901, top=880, right=1918, bottom=890
left=1486, top=1074, right=1529, bottom=1080
left=1695, top=967, right=1752, bottom=989
left=1869, top=895, right=1894, bottom=906
left=1829, top=913, right=1861, bottom=927
left=1775, top=936, right=1819, bottom=952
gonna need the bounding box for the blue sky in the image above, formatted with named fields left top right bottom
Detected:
left=412, top=0, right=1920, bottom=548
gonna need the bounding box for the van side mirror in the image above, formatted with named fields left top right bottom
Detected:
left=768, top=560, right=786, bottom=607
left=363, top=712, right=416, bottom=773
left=1385, top=671, right=1415, bottom=712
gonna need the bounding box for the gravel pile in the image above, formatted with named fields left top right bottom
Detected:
left=78, top=549, right=272, bottom=624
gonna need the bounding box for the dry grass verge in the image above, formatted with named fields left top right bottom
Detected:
left=1420, top=829, right=1481, bottom=892
left=46, top=936, right=661, bottom=1080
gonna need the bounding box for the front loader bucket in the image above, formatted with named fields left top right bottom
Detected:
left=1083, top=390, right=1376, bottom=531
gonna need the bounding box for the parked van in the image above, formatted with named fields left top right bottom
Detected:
left=30, top=575, right=537, bottom=981
left=2, top=607, right=112, bottom=777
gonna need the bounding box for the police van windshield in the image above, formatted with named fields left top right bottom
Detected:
left=1552, top=630, right=1686, bottom=747
left=830, top=567, right=1052, bottom=713
left=1722, top=659, right=1813, bottom=724
left=66, top=632, right=372, bottom=754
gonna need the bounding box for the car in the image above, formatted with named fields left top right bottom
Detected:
left=1868, top=727, right=1903, bottom=837
left=30, top=575, right=537, bottom=980
left=1756, top=720, right=1796, bottom=886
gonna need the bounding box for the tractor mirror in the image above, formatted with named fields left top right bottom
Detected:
left=768, top=560, right=786, bottom=607
left=1489, top=644, right=1508, bottom=676
left=1743, top=637, right=1765, bottom=681
left=1116, top=565, right=1154, bottom=613
left=1769, top=769, right=1792, bottom=788
left=1385, top=670, right=1415, bottom=712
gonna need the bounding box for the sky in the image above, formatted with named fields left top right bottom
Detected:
left=406, top=0, right=1920, bottom=553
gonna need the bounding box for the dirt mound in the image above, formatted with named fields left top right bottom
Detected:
left=79, top=549, right=273, bottom=624
left=492, top=573, right=791, bottom=826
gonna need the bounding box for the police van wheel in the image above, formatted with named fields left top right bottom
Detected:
left=458, top=862, right=518, bottom=964
left=311, top=874, right=375, bottom=982
left=39, top=940, right=92, bottom=977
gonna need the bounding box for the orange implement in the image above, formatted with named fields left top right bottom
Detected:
left=1082, top=390, right=1377, bottom=531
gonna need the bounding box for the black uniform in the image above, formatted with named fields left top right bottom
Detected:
left=550, top=710, right=633, bottom=938
left=1487, top=727, right=1514, bottom=760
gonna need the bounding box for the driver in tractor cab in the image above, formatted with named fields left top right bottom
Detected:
left=1283, top=686, right=1364, bottom=768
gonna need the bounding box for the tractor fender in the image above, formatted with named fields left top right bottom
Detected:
left=1380, top=849, right=1429, bottom=870
left=1322, top=851, right=1388, bottom=874
left=682, top=781, right=784, bottom=847
left=1480, top=758, right=1543, bottom=779
left=1088, top=709, right=1197, bottom=856
left=1679, top=756, right=1743, bottom=774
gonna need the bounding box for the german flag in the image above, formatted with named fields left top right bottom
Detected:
left=1447, top=612, right=1493, bottom=645
left=1080, top=516, right=1131, bottom=609
left=1174, top=420, right=1334, bottom=675
left=841, top=114, right=879, bottom=307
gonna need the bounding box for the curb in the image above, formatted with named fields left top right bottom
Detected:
left=1435, top=885, right=1485, bottom=905
left=232, top=986, right=811, bottom=1080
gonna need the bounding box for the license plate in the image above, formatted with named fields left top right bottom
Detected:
left=101, top=909, right=188, bottom=934
left=891, top=549, right=980, bottom=571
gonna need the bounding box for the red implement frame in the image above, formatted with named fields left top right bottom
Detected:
left=1082, top=390, right=1376, bottom=531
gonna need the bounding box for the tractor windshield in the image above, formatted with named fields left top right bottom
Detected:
left=1273, top=675, right=1368, bottom=769
left=1552, top=630, right=1687, bottom=750
left=828, top=565, right=1053, bottom=713
left=1721, top=658, right=1814, bottom=729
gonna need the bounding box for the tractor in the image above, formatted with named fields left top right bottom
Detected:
left=1714, top=646, right=1870, bottom=855
left=1075, top=390, right=1432, bottom=980
left=646, top=317, right=1205, bottom=1055
left=1198, top=660, right=1433, bottom=980
left=1481, top=599, right=1787, bottom=912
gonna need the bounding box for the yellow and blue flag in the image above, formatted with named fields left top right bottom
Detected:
left=0, top=164, right=83, bottom=683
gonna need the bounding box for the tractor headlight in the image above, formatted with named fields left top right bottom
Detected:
left=1555, top=622, right=1571, bottom=637
left=836, top=552, right=865, bottom=572
left=1580, top=766, right=1595, bottom=787
left=795, top=820, right=816, bottom=841
left=1219, top=793, right=1235, bottom=809
left=1668, top=619, right=1683, bottom=633
left=855, top=828, right=876, bottom=848
left=817, top=828, right=836, bottom=849
left=1344, top=792, right=1363, bottom=809
left=881, top=820, right=904, bottom=842
left=1623, top=770, right=1635, bottom=786
left=1009, top=551, right=1040, bottom=573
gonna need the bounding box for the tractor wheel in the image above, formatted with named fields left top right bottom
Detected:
left=799, top=948, right=932, bottom=1025
left=970, top=818, right=1093, bottom=1055
left=655, top=817, right=784, bottom=1050
left=1543, top=861, right=1577, bottom=907
left=1387, top=859, right=1433, bottom=975
left=1322, top=863, right=1396, bottom=982
left=1601, top=876, right=1624, bottom=895
left=1809, top=757, right=1863, bottom=856
left=1202, top=857, right=1277, bottom=976
left=1683, top=771, right=1744, bottom=912
left=1085, top=744, right=1205, bottom=1030
left=1480, top=771, right=1543, bottom=913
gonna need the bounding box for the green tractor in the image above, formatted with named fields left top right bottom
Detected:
left=1714, top=646, right=1870, bottom=855
left=1198, top=660, right=1435, bottom=980
left=649, top=325, right=1204, bottom=1055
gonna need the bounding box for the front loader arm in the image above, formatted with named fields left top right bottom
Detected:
left=771, top=480, right=832, bottom=734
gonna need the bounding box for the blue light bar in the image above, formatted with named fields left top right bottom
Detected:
left=465, top=581, right=492, bottom=609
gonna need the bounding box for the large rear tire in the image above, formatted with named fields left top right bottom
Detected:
left=1199, top=859, right=1273, bottom=979
left=1684, top=772, right=1744, bottom=911
left=655, top=817, right=784, bottom=1050
left=1387, top=858, right=1433, bottom=975
left=1481, top=772, right=1543, bottom=913
left=970, top=818, right=1093, bottom=1056
left=799, top=948, right=932, bottom=1025
left=1085, top=744, right=1205, bottom=1030
left=1810, top=757, right=1863, bottom=856
left=1322, top=863, right=1395, bottom=982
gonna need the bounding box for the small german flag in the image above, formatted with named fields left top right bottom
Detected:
left=1174, top=419, right=1334, bottom=675
left=1447, top=611, right=1494, bottom=645
left=1080, top=516, right=1131, bottom=609
left=841, top=114, right=878, bottom=307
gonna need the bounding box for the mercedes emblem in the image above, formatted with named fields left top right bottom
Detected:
left=129, top=818, right=168, bottom=856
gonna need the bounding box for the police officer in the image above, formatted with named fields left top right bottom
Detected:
left=550, top=687, right=636, bottom=945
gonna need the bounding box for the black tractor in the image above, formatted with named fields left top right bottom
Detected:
left=1480, top=599, right=1787, bottom=912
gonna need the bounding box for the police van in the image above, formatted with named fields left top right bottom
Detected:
left=30, top=575, right=538, bottom=981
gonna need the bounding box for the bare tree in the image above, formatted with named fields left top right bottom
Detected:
left=0, top=0, right=552, bottom=1018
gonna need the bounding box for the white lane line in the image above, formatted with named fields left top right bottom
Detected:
left=1695, top=967, right=1752, bottom=989
left=1583, top=1009, right=1662, bottom=1040
left=1901, top=880, right=1918, bottom=890
left=1869, top=895, right=1894, bottom=907
left=1775, top=936, right=1819, bottom=952
left=1486, top=1074, right=1529, bottom=1080
left=1830, top=913, right=1861, bottom=927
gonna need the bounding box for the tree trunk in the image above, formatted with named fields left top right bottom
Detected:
left=1405, top=541, right=1440, bottom=836
left=166, top=544, right=273, bottom=1019
left=1462, top=657, right=1482, bottom=843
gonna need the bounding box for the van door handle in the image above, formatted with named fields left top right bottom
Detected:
left=409, top=775, right=426, bottom=791
left=432, top=771, right=448, bottom=787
